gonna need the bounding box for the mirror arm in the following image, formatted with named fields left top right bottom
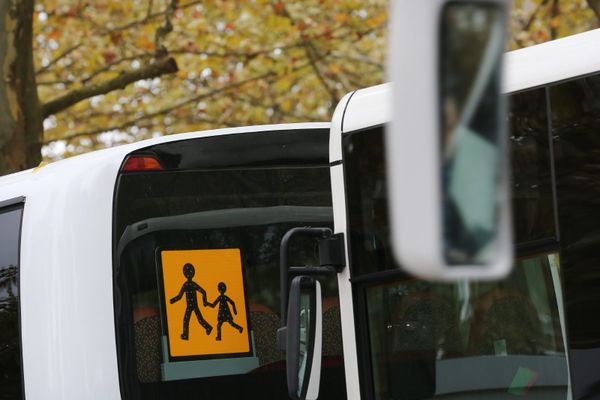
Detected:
left=279, top=227, right=331, bottom=326
left=278, top=227, right=344, bottom=352
left=317, top=233, right=346, bottom=272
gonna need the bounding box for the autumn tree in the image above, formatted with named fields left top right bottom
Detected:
left=0, top=0, right=181, bottom=175
left=509, top=0, right=598, bottom=49
left=1, top=0, right=600, bottom=176
left=34, top=0, right=387, bottom=167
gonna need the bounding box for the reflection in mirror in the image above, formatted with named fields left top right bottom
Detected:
left=297, top=291, right=312, bottom=398
left=286, top=276, right=322, bottom=400
left=440, top=2, right=506, bottom=265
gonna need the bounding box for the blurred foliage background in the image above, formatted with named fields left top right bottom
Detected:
left=0, top=0, right=599, bottom=174
left=36, top=0, right=387, bottom=161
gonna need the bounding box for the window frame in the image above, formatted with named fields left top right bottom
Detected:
left=0, top=196, right=26, bottom=400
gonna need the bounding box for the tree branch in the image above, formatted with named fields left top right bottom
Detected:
left=107, top=0, right=201, bottom=34
left=42, top=57, right=178, bottom=118
left=329, top=52, right=384, bottom=69
left=276, top=3, right=340, bottom=110
left=81, top=55, right=149, bottom=84
left=305, top=43, right=338, bottom=107
left=146, top=0, right=155, bottom=19
left=36, top=79, right=75, bottom=87
left=44, top=57, right=323, bottom=144
left=45, top=70, right=276, bottom=143
left=36, top=44, right=81, bottom=75
left=155, top=0, right=177, bottom=50
left=550, top=0, right=560, bottom=40
left=522, top=0, right=550, bottom=33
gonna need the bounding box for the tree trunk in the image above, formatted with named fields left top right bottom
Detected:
left=0, top=0, right=43, bottom=176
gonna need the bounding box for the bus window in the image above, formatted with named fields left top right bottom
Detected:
left=343, top=126, right=570, bottom=399
left=509, top=89, right=556, bottom=243
left=0, top=203, right=24, bottom=399
left=550, top=73, right=600, bottom=399
left=343, top=126, right=393, bottom=276
left=366, top=253, right=568, bottom=399
left=113, top=129, right=347, bottom=400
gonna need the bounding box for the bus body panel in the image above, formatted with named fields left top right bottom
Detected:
left=338, top=84, right=391, bottom=136
left=504, top=28, right=600, bottom=93
left=19, top=149, right=124, bottom=399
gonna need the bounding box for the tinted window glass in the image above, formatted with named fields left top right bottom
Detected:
left=114, top=131, right=346, bottom=400
left=343, top=100, right=556, bottom=276
left=0, top=204, right=24, bottom=399
left=343, top=126, right=393, bottom=275
left=343, top=125, right=570, bottom=398
left=550, top=75, right=600, bottom=398
left=366, top=253, right=569, bottom=399
left=509, top=89, right=556, bottom=243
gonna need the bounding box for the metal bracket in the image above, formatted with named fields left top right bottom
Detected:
left=318, top=233, right=346, bottom=272
left=277, top=227, right=346, bottom=352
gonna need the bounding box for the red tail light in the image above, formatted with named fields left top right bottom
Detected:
left=121, top=155, right=163, bottom=172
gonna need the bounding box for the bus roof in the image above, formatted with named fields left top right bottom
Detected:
left=334, top=28, right=600, bottom=137
left=504, top=28, right=600, bottom=93
left=0, top=122, right=329, bottom=197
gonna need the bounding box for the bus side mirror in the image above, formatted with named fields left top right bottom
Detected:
left=285, top=276, right=322, bottom=400
left=387, top=0, right=513, bottom=280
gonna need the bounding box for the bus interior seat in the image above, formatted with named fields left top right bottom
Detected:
left=389, top=292, right=461, bottom=354
left=249, top=303, right=283, bottom=366
left=132, top=303, right=285, bottom=380
left=386, top=292, right=461, bottom=400
left=133, top=310, right=162, bottom=383
left=322, top=296, right=343, bottom=357
left=469, top=288, right=544, bottom=356
left=131, top=298, right=344, bottom=380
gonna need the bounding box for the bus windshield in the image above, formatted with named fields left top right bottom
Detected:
left=343, top=126, right=570, bottom=399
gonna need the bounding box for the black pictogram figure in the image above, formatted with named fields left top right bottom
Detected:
left=208, top=282, right=243, bottom=341
left=170, top=263, right=213, bottom=340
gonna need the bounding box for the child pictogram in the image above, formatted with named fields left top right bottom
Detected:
left=208, top=282, right=244, bottom=341
left=170, top=263, right=213, bottom=340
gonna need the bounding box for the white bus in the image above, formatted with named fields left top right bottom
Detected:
left=2, top=23, right=600, bottom=400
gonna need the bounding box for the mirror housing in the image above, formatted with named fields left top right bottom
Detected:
left=387, top=0, right=513, bottom=280
left=285, top=276, right=322, bottom=400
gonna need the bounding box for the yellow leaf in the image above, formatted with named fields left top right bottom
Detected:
left=135, top=37, right=155, bottom=51
left=329, top=64, right=342, bottom=74
left=366, top=12, right=387, bottom=28
left=334, top=14, right=349, bottom=23
left=280, top=99, right=293, bottom=112
left=48, top=30, right=62, bottom=40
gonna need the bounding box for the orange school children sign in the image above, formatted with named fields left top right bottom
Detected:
left=159, top=248, right=251, bottom=359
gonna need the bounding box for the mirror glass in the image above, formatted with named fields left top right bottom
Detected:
left=440, top=2, right=505, bottom=265
left=297, top=289, right=313, bottom=398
